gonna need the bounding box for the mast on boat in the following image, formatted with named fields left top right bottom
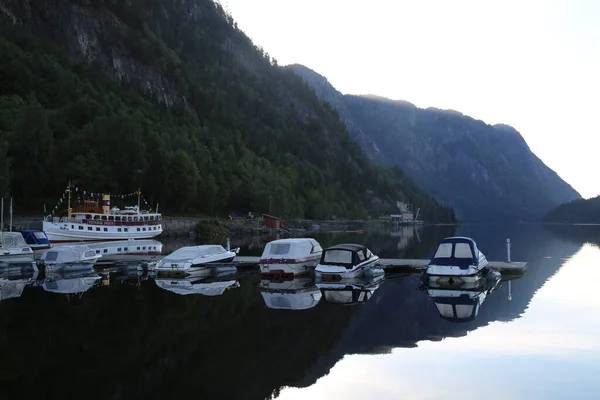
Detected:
left=137, top=188, right=141, bottom=214
left=67, top=181, right=72, bottom=218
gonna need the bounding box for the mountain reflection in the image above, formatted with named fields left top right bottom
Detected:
left=0, top=224, right=588, bottom=400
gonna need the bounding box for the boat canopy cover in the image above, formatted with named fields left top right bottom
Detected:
left=261, top=291, right=322, bottom=310
left=430, top=237, right=479, bottom=269
left=261, top=238, right=322, bottom=259
left=41, top=245, right=97, bottom=264
left=0, top=232, right=27, bottom=248
left=164, top=245, right=229, bottom=262
left=320, top=244, right=375, bottom=268
left=20, top=230, right=50, bottom=245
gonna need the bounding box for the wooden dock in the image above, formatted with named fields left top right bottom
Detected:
left=231, top=256, right=527, bottom=274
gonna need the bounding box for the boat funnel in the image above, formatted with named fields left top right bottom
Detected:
left=102, top=194, right=110, bottom=213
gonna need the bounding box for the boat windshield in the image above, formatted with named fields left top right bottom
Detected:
left=34, top=232, right=48, bottom=240
left=45, top=251, right=59, bottom=262
left=433, top=243, right=453, bottom=258
left=270, top=243, right=291, bottom=255
left=454, top=243, right=474, bottom=259
left=323, top=250, right=353, bottom=264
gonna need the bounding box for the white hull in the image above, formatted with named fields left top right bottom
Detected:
left=260, top=258, right=320, bottom=276
left=0, top=250, right=35, bottom=264
left=154, top=253, right=237, bottom=272
left=43, top=221, right=162, bottom=242
left=315, top=257, right=379, bottom=280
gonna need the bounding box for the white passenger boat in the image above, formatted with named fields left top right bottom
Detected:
left=315, top=244, right=379, bottom=280
left=259, top=238, right=322, bottom=277
left=154, top=277, right=240, bottom=296
left=0, top=232, right=35, bottom=264
left=43, top=187, right=163, bottom=242
left=259, top=277, right=322, bottom=310
left=39, top=245, right=102, bottom=266
left=154, top=245, right=239, bottom=272
left=425, top=237, right=489, bottom=283
left=316, top=275, right=384, bottom=305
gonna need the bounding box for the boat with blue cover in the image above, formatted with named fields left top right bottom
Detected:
left=20, top=230, right=52, bottom=251
left=425, top=237, right=488, bottom=283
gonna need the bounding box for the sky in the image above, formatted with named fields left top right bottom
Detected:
left=218, top=0, right=600, bottom=198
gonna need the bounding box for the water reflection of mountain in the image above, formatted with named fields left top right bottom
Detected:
left=296, top=224, right=582, bottom=388
left=0, top=224, right=584, bottom=400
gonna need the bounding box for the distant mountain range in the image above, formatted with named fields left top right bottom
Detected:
left=289, top=64, right=581, bottom=221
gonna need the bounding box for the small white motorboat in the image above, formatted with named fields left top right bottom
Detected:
left=316, top=275, right=384, bottom=306
left=425, top=237, right=489, bottom=283
left=154, top=245, right=239, bottom=272
left=0, top=232, right=35, bottom=264
left=259, top=238, right=322, bottom=277
left=154, top=277, right=240, bottom=296
left=39, top=245, right=102, bottom=266
left=259, top=277, right=322, bottom=310
left=315, top=244, right=379, bottom=280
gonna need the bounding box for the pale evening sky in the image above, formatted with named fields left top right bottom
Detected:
left=219, top=0, right=600, bottom=199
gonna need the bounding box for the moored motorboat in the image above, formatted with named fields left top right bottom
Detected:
left=154, top=245, right=239, bottom=272
left=425, top=237, right=488, bottom=283
left=315, top=244, right=379, bottom=280
left=0, top=232, right=35, bottom=264
left=39, top=245, right=102, bottom=266
left=259, top=238, right=322, bottom=277
left=259, top=277, right=322, bottom=310
left=20, top=230, right=52, bottom=251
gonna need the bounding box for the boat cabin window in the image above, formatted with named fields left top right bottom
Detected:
left=96, top=228, right=100, bottom=232
left=108, top=216, right=114, bottom=221
left=79, top=226, right=84, bottom=230
left=323, top=250, right=353, bottom=264
left=84, top=250, right=96, bottom=258
left=118, top=228, right=122, bottom=232
left=434, top=243, right=453, bottom=258
left=45, top=252, right=59, bottom=262
left=116, top=216, right=121, bottom=222
left=128, top=217, right=133, bottom=222
left=86, top=215, right=92, bottom=220
left=88, top=227, right=93, bottom=231
left=134, top=217, right=138, bottom=222
left=150, top=216, right=154, bottom=221
left=144, top=216, right=149, bottom=221
left=270, top=243, right=291, bottom=255
left=94, top=215, right=100, bottom=220
left=101, top=216, right=107, bottom=221
left=454, top=243, right=474, bottom=259
left=357, top=250, right=366, bottom=262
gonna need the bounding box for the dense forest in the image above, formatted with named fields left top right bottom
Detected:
left=543, top=196, right=600, bottom=224
left=0, top=0, right=455, bottom=222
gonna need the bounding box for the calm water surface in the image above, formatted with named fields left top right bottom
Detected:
left=0, top=224, right=598, bottom=399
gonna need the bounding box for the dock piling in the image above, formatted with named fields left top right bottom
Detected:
left=506, top=238, right=511, bottom=263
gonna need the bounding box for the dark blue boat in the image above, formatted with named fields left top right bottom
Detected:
left=20, top=230, right=52, bottom=250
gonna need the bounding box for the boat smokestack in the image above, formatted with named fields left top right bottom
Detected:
left=102, top=194, right=110, bottom=213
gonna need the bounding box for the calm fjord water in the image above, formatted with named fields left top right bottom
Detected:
left=0, top=224, right=598, bottom=399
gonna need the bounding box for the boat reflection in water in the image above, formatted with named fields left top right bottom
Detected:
left=424, top=275, right=501, bottom=323
left=154, top=271, right=240, bottom=297
left=42, top=268, right=101, bottom=296
left=87, top=239, right=163, bottom=265
left=316, top=274, right=385, bottom=306
left=0, top=266, right=38, bottom=301
left=259, top=277, right=322, bottom=310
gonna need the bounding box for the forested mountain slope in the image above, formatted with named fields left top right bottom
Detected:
left=0, top=0, right=454, bottom=221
